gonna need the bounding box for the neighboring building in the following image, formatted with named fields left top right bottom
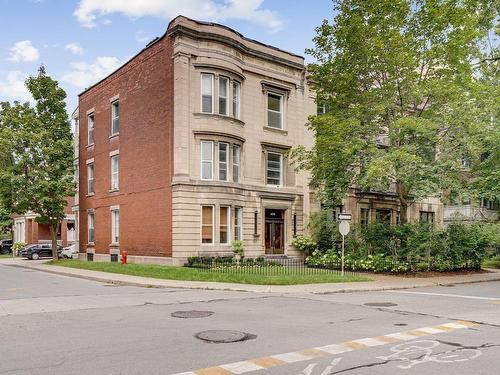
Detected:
left=444, top=198, right=498, bottom=226
left=12, top=199, right=77, bottom=246
left=78, top=16, right=316, bottom=264
left=71, top=107, right=80, bottom=250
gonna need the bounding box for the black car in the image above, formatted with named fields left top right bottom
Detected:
left=0, top=239, right=13, bottom=254
left=20, top=243, right=63, bottom=260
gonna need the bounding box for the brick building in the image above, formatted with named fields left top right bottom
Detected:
left=78, top=16, right=316, bottom=264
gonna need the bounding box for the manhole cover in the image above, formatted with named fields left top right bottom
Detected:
left=195, top=330, right=249, bottom=343
left=171, top=310, right=214, bottom=319
left=364, top=302, right=398, bottom=307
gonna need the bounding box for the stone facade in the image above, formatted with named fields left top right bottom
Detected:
left=77, top=16, right=316, bottom=264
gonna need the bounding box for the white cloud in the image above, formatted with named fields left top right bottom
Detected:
left=0, top=71, right=32, bottom=102
left=8, top=40, right=40, bottom=62
left=74, top=0, right=284, bottom=31
left=61, top=56, right=121, bottom=89
left=65, top=42, right=84, bottom=55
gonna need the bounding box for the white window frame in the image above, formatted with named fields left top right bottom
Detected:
left=219, top=206, right=231, bottom=244
left=87, top=113, right=94, bottom=145
left=111, top=100, right=119, bottom=136
left=218, top=142, right=228, bottom=181
left=266, top=152, right=282, bottom=186
left=232, top=81, right=240, bottom=119
left=87, top=162, right=94, bottom=194
left=88, top=211, right=95, bottom=243
left=218, top=76, right=229, bottom=116
left=111, top=208, right=119, bottom=244
left=110, top=154, right=119, bottom=190
left=267, top=92, right=283, bottom=129
left=200, top=141, right=214, bottom=180
left=201, top=73, right=214, bottom=113
left=232, top=144, right=240, bottom=183
left=201, top=205, right=215, bottom=244
left=234, top=207, right=243, bottom=241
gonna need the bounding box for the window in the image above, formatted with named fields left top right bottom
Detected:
left=232, top=81, right=240, bottom=118
left=480, top=198, right=494, bottom=210
left=266, top=152, right=282, bottom=186
left=111, top=100, right=119, bottom=135
left=375, top=209, right=391, bottom=224
left=234, top=207, right=243, bottom=241
left=201, top=141, right=214, bottom=180
left=218, top=76, right=229, bottom=115
left=111, top=155, right=119, bottom=190
left=267, top=92, right=283, bottom=129
left=220, top=206, right=230, bottom=244
left=201, top=206, right=214, bottom=244
left=87, top=162, right=94, bottom=194
left=111, top=209, right=119, bottom=244
left=360, top=208, right=370, bottom=226
left=201, top=73, right=213, bottom=113
left=88, top=211, right=95, bottom=243
left=219, top=142, right=228, bottom=181
left=232, top=144, right=240, bottom=183
left=420, top=211, right=434, bottom=224
left=317, top=103, right=330, bottom=115
left=87, top=113, right=94, bottom=145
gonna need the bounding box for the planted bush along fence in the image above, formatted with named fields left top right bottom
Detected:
left=185, top=256, right=359, bottom=277
left=305, top=220, right=499, bottom=273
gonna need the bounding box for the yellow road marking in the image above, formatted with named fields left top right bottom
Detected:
left=433, top=325, right=456, bottom=332
left=250, top=357, right=286, bottom=368
left=298, top=348, right=329, bottom=358
left=195, top=367, right=233, bottom=375
left=339, top=341, right=369, bottom=350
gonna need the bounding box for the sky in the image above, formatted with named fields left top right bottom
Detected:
left=0, top=0, right=334, bottom=113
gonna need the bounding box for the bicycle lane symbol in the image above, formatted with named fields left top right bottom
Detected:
left=377, top=340, right=482, bottom=369
left=300, top=357, right=342, bottom=375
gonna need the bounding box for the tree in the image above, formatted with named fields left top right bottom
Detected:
left=291, top=0, right=498, bottom=223
left=0, top=66, right=74, bottom=259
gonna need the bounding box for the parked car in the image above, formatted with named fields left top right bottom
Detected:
left=0, top=239, right=13, bottom=254
left=20, top=243, right=63, bottom=260
left=60, top=244, right=78, bottom=259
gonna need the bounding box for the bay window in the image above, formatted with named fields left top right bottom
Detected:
left=232, top=144, right=240, bottom=183
left=219, top=206, right=230, bottom=244
left=201, top=73, right=214, bottom=113
left=201, top=141, right=214, bottom=180
left=219, top=142, right=228, bottom=181
left=234, top=207, right=242, bottom=241
left=218, top=76, right=229, bottom=115
left=232, top=81, right=240, bottom=118
left=201, top=206, right=214, bottom=244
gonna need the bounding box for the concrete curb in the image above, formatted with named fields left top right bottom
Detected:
left=5, top=260, right=500, bottom=294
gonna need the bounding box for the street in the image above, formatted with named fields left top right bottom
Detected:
left=1, top=262, right=499, bottom=375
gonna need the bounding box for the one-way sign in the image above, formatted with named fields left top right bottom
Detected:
left=338, top=213, right=352, bottom=221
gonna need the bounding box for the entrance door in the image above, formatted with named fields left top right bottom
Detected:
left=265, top=209, right=285, bottom=255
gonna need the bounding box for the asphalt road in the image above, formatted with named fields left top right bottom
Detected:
left=1, top=263, right=499, bottom=375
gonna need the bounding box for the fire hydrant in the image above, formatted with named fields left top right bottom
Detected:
left=120, top=250, right=128, bottom=265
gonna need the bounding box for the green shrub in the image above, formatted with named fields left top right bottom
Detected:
left=292, top=235, right=317, bottom=255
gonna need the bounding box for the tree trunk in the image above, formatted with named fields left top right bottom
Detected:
left=396, top=182, right=409, bottom=224
left=49, top=223, right=59, bottom=260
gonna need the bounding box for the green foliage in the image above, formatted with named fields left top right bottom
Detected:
left=292, top=0, right=499, bottom=219
left=306, top=221, right=495, bottom=272
left=0, top=204, right=11, bottom=234
left=231, top=240, right=244, bottom=257
left=292, top=235, right=317, bottom=255
left=0, top=66, right=75, bottom=259
left=307, top=210, right=336, bottom=251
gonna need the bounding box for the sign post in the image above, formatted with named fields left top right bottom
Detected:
left=338, top=214, right=351, bottom=277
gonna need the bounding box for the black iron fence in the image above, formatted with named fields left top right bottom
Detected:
left=185, top=256, right=359, bottom=277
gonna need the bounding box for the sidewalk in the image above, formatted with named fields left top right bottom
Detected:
left=2, top=258, right=500, bottom=294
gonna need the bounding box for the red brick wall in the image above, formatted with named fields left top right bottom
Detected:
left=78, top=36, right=174, bottom=257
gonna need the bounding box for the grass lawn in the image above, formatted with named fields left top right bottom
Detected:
left=0, top=254, right=16, bottom=259
left=48, top=259, right=370, bottom=285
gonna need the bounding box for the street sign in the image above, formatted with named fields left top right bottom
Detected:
left=338, top=213, right=352, bottom=221
left=339, top=220, right=350, bottom=236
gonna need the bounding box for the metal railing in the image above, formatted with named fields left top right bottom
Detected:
left=185, top=256, right=359, bottom=277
